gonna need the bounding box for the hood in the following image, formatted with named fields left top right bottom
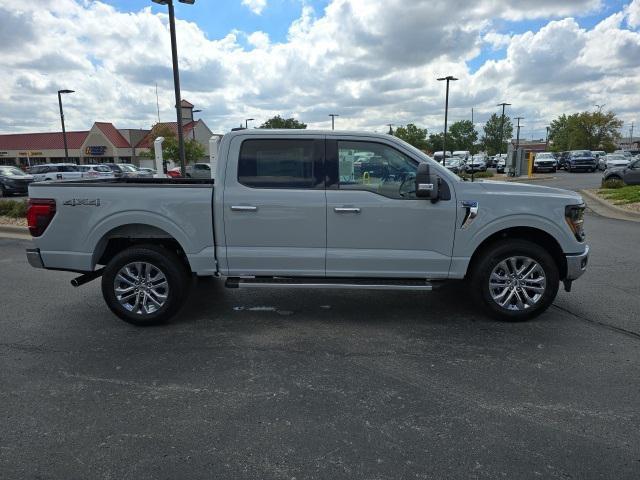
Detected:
left=471, top=179, right=583, bottom=203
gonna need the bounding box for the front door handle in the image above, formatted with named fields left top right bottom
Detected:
left=231, top=205, right=258, bottom=212
left=334, top=207, right=361, bottom=214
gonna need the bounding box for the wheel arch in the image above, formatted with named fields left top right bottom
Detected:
left=466, top=226, right=567, bottom=280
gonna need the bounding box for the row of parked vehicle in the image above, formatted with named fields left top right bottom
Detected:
left=539, top=150, right=639, bottom=173
left=0, top=163, right=157, bottom=197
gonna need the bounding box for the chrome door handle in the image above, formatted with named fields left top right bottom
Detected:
left=334, top=207, right=361, bottom=214
left=231, top=205, right=258, bottom=212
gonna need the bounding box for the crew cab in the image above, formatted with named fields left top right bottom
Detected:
left=25, top=130, right=590, bottom=326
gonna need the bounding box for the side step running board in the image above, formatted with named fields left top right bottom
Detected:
left=226, top=277, right=434, bottom=291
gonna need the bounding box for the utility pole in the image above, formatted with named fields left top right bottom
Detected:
left=387, top=124, right=394, bottom=135
left=515, top=117, right=524, bottom=151
left=545, top=126, right=550, bottom=151
left=497, top=102, right=511, bottom=159
left=329, top=114, right=339, bottom=130
left=437, top=75, right=458, bottom=165
left=57, top=89, right=74, bottom=163
left=471, top=107, right=474, bottom=125
left=630, top=122, right=635, bottom=150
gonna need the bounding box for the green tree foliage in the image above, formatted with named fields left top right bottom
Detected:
left=482, top=113, right=514, bottom=156
left=549, top=111, right=622, bottom=152
left=425, top=132, right=444, bottom=153
left=259, top=115, right=307, bottom=129
left=448, top=120, right=478, bottom=153
left=143, top=124, right=206, bottom=164
left=393, top=123, right=428, bottom=150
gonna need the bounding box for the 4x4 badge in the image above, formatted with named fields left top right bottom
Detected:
left=63, top=198, right=101, bottom=207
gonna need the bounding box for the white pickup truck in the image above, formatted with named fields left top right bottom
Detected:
left=26, top=130, right=589, bottom=326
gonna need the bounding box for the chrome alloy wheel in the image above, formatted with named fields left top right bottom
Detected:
left=114, top=262, right=169, bottom=315
left=489, top=256, right=546, bottom=311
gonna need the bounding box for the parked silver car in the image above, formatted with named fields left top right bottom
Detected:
left=185, top=163, right=213, bottom=179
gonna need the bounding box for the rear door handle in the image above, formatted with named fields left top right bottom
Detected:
left=231, top=205, right=258, bottom=212
left=334, top=207, right=361, bottom=214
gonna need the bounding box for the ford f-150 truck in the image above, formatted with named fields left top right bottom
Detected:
left=25, top=130, right=589, bottom=326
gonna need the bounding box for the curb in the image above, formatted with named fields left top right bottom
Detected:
left=579, top=189, right=640, bottom=223
left=497, top=175, right=555, bottom=182
left=0, top=224, right=31, bottom=239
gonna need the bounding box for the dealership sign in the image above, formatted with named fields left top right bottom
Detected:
left=85, top=146, right=107, bottom=155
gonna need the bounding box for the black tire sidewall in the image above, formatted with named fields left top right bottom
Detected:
left=471, top=239, right=560, bottom=321
left=101, top=245, right=189, bottom=326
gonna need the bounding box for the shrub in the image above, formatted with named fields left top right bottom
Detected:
left=0, top=199, right=28, bottom=218
left=460, top=171, right=494, bottom=179
left=601, top=178, right=624, bottom=189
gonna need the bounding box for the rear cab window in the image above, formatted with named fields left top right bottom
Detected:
left=238, top=139, right=324, bottom=189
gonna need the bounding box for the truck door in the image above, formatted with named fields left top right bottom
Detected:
left=325, top=138, right=457, bottom=279
left=222, top=135, right=326, bottom=276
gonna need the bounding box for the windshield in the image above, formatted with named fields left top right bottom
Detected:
left=607, top=155, right=626, bottom=160
left=571, top=151, right=592, bottom=157
left=120, top=164, right=137, bottom=172
left=536, top=153, right=553, bottom=159
left=0, top=167, right=27, bottom=176
left=94, top=165, right=112, bottom=172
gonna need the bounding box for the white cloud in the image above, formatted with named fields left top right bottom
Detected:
left=0, top=0, right=638, bottom=139
left=241, top=0, right=267, bottom=15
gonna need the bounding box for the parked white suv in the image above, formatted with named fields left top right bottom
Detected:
left=28, top=163, right=84, bottom=182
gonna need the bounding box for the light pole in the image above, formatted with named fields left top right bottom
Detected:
left=245, top=118, right=254, bottom=129
left=387, top=124, right=394, bottom=135
left=437, top=76, right=458, bottom=165
left=497, top=102, right=511, bottom=159
left=192, top=109, right=202, bottom=140
left=57, top=89, right=74, bottom=163
left=514, top=117, right=524, bottom=151
left=545, top=126, right=550, bottom=150
left=152, top=0, right=195, bottom=177
left=329, top=114, right=339, bottom=130
left=595, top=104, right=606, bottom=112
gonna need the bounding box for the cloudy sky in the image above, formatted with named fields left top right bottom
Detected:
left=1, top=0, right=639, bottom=140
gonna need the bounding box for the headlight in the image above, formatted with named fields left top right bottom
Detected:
left=565, top=204, right=586, bottom=242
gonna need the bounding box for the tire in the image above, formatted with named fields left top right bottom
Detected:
left=470, top=239, right=559, bottom=322
left=101, top=244, right=190, bottom=326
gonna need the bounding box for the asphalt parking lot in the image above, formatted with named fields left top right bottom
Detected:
left=1, top=170, right=639, bottom=479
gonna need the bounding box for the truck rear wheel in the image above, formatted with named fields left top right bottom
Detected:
left=101, top=245, right=190, bottom=326
left=470, top=239, right=559, bottom=321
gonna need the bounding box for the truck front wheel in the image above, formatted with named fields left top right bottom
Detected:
left=470, top=239, right=559, bottom=321
left=101, top=245, right=190, bottom=326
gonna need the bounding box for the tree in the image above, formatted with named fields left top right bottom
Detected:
left=482, top=113, right=513, bottom=156
left=142, top=124, right=206, bottom=164
left=425, top=132, right=444, bottom=153
left=549, top=111, right=622, bottom=152
left=393, top=123, right=428, bottom=150
left=259, top=115, right=307, bottom=129
left=448, top=120, right=478, bottom=153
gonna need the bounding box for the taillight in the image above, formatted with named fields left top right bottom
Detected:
left=27, top=198, right=56, bottom=237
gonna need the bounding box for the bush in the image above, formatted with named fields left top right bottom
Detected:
left=0, top=199, right=28, bottom=218
left=601, top=178, right=625, bottom=189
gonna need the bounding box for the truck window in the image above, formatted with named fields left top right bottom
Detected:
left=238, top=139, right=320, bottom=189
left=337, top=141, right=418, bottom=200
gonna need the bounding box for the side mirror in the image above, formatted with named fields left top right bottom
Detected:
left=415, top=162, right=439, bottom=202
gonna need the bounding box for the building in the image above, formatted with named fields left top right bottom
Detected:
left=616, top=136, right=640, bottom=151
left=0, top=100, right=216, bottom=168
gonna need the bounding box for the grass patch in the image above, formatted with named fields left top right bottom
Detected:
left=459, top=171, right=494, bottom=179
left=598, top=185, right=640, bottom=205
left=0, top=199, right=28, bottom=218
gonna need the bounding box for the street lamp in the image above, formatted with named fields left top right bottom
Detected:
left=192, top=109, right=202, bottom=140
left=594, top=104, right=606, bottom=112
left=57, top=89, right=74, bottom=163
left=437, top=76, right=458, bottom=165
left=387, top=124, right=394, bottom=135
left=545, top=126, right=550, bottom=150
left=497, top=102, right=511, bottom=160
left=245, top=118, right=254, bottom=129
left=514, top=117, right=524, bottom=151
left=329, top=114, right=339, bottom=130
left=152, top=0, right=195, bottom=177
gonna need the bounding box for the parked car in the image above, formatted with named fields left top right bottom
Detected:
left=603, top=154, right=630, bottom=170
left=167, top=167, right=182, bottom=178
left=137, top=167, right=157, bottom=175
left=533, top=152, right=557, bottom=173
left=28, top=163, right=84, bottom=182
left=557, top=152, right=571, bottom=170
left=465, top=155, right=487, bottom=173
left=185, top=163, right=212, bottom=179
left=566, top=151, right=597, bottom=172
left=26, top=129, right=589, bottom=326
left=496, top=155, right=507, bottom=173
left=444, top=157, right=464, bottom=174
left=452, top=151, right=471, bottom=162
left=591, top=150, right=606, bottom=169
left=603, top=158, right=640, bottom=185
left=78, top=164, right=115, bottom=178
left=0, top=165, right=33, bottom=196
left=433, top=151, right=452, bottom=163
left=103, top=163, right=150, bottom=178
left=614, top=150, right=634, bottom=161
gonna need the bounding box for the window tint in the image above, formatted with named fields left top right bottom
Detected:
left=60, top=165, right=78, bottom=172
left=238, top=139, right=320, bottom=189
left=338, top=141, right=418, bottom=199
